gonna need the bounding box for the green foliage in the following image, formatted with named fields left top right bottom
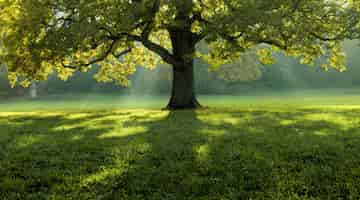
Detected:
left=0, top=0, right=355, bottom=87
left=1, top=96, right=360, bottom=199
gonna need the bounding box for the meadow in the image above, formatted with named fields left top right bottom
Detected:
left=1, top=91, right=360, bottom=199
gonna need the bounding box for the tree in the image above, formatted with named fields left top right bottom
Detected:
left=0, top=0, right=355, bottom=109
left=216, top=51, right=263, bottom=83
left=29, top=81, right=38, bottom=99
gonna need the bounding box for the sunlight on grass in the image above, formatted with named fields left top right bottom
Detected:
left=313, top=130, right=331, bottom=136
left=280, top=119, right=296, bottom=126
left=197, top=113, right=243, bottom=126
left=195, top=144, right=210, bottom=162
left=14, top=135, right=46, bottom=148
left=71, top=135, right=84, bottom=141
left=199, top=128, right=226, bottom=137
left=82, top=166, right=125, bottom=187
left=98, top=126, right=148, bottom=139
left=303, top=113, right=359, bottom=130
left=64, top=113, right=93, bottom=120
left=0, top=112, right=63, bottom=117
left=304, top=113, right=349, bottom=123
left=1, top=97, right=360, bottom=199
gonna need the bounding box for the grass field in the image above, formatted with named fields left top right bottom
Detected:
left=1, top=91, right=360, bottom=199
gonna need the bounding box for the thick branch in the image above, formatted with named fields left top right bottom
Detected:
left=141, top=0, right=160, bottom=39
left=191, top=11, right=244, bottom=43
left=123, top=34, right=180, bottom=66
left=257, top=38, right=287, bottom=50
left=62, top=39, right=131, bottom=69
left=310, top=32, right=344, bottom=42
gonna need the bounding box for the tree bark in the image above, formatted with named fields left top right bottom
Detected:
left=167, top=62, right=201, bottom=110
left=166, top=30, right=201, bottom=110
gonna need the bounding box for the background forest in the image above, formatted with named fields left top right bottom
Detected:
left=1, top=41, right=360, bottom=99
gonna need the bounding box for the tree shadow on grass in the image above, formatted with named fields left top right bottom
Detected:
left=0, top=108, right=360, bottom=199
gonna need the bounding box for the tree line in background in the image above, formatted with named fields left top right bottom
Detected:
left=1, top=40, right=360, bottom=99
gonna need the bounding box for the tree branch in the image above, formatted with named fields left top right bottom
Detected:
left=310, top=32, right=343, bottom=42
left=121, top=34, right=180, bottom=66
left=257, top=38, right=287, bottom=50
left=191, top=11, right=244, bottom=43
left=141, top=0, right=160, bottom=39
left=62, top=39, right=131, bottom=69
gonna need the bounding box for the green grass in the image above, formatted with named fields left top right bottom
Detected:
left=2, top=88, right=360, bottom=112
left=1, top=92, right=360, bottom=199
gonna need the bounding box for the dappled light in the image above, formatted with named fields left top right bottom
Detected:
left=2, top=0, right=360, bottom=199
left=1, top=108, right=360, bottom=199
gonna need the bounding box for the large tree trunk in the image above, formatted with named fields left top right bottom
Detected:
left=167, top=62, right=201, bottom=109
left=166, top=29, right=201, bottom=110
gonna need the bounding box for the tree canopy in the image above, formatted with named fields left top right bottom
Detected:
left=0, top=0, right=357, bottom=94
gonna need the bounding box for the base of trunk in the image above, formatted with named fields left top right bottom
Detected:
left=165, top=97, right=202, bottom=110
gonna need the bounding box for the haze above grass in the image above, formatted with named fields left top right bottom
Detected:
left=1, top=89, right=360, bottom=112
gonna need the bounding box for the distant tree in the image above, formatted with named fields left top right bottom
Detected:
left=0, top=68, right=9, bottom=97
left=216, top=51, right=263, bottom=83
left=0, top=68, right=26, bottom=98
left=29, top=82, right=38, bottom=99
left=0, top=0, right=355, bottom=109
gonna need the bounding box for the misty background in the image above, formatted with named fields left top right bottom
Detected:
left=1, top=40, right=360, bottom=100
